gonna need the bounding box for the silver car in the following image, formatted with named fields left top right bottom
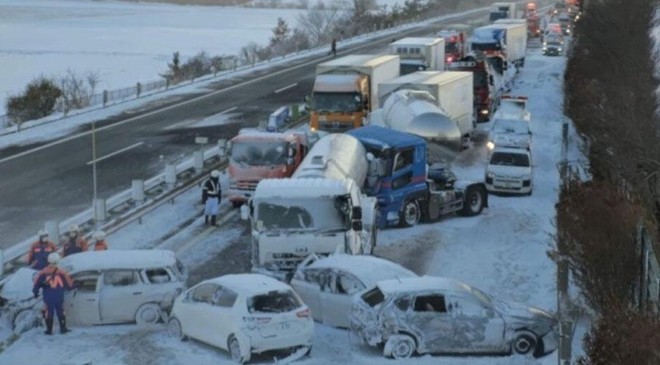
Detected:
left=350, top=276, right=558, bottom=359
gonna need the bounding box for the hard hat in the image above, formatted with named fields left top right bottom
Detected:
left=68, top=224, right=80, bottom=233
left=210, top=170, right=220, bottom=178
left=38, top=229, right=49, bottom=238
left=93, top=231, right=106, bottom=240
left=47, top=253, right=61, bottom=265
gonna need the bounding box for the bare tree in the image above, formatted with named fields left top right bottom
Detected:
left=296, top=6, right=339, bottom=45
left=58, top=69, right=100, bottom=113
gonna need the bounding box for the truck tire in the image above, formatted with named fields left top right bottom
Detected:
left=459, top=186, right=485, bottom=217
left=400, top=199, right=421, bottom=227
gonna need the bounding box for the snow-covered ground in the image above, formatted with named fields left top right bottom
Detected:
left=0, top=0, right=304, bottom=114
left=0, top=45, right=579, bottom=364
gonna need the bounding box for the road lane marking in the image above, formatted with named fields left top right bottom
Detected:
left=86, top=142, right=143, bottom=165
left=274, top=83, right=298, bottom=94
left=219, top=106, right=237, bottom=114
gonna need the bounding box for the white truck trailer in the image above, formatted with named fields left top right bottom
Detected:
left=374, top=71, right=474, bottom=151
left=241, top=133, right=378, bottom=280
left=310, top=54, right=400, bottom=133
left=388, top=37, right=445, bottom=75
left=489, top=2, right=518, bottom=22
left=471, top=22, right=528, bottom=67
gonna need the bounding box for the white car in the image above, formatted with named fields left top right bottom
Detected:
left=290, top=254, right=417, bottom=328
left=487, top=118, right=532, bottom=151
left=485, top=147, right=533, bottom=195
left=168, top=274, right=314, bottom=364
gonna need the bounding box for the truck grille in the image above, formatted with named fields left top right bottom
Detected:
left=231, top=180, right=259, bottom=191
left=319, top=121, right=354, bottom=133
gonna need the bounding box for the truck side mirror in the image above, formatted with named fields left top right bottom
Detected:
left=352, top=206, right=362, bottom=220
left=352, top=220, right=363, bottom=231
left=240, top=204, right=249, bottom=221
left=288, top=147, right=295, bottom=157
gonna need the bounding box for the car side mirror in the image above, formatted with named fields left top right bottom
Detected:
left=352, top=220, right=363, bottom=231
left=352, top=206, right=362, bottom=220
left=240, top=204, right=249, bottom=221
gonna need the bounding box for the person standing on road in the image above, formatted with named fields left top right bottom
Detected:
left=32, top=253, right=74, bottom=335
left=60, top=224, right=88, bottom=258
left=328, top=38, right=337, bottom=57
left=27, top=229, right=58, bottom=271
left=92, top=231, right=108, bottom=251
left=202, top=170, right=222, bottom=226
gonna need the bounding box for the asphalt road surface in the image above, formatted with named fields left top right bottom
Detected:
left=0, top=9, right=492, bottom=249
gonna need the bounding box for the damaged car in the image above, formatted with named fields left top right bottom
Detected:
left=0, top=267, right=42, bottom=334
left=168, top=273, right=314, bottom=364
left=290, top=254, right=417, bottom=328
left=350, top=276, right=558, bottom=359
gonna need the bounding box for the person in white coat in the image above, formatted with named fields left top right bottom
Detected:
left=202, top=170, right=221, bottom=226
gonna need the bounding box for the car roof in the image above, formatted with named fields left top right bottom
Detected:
left=203, top=274, right=292, bottom=296
left=304, top=254, right=417, bottom=287
left=377, top=276, right=473, bottom=295
left=60, top=250, right=177, bottom=273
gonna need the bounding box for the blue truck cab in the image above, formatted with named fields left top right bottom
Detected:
left=348, top=125, right=488, bottom=228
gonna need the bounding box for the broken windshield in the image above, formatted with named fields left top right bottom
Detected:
left=312, top=92, right=361, bottom=113
left=255, top=196, right=349, bottom=232
left=230, top=141, right=288, bottom=167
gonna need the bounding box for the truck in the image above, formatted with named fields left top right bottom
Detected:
left=448, top=56, right=508, bottom=122
left=489, top=2, right=518, bottom=22
left=309, top=54, right=400, bottom=133
left=526, top=15, right=542, bottom=38
left=471, top=23, right=528, bottom=68
left=227, top=129, right=311, bottom=207
left=436, top=29, right=469, bottom=64
left=240, top=133, right=378, bottom=279
left=388, top=37, right=445, bottom=75
left=375, top=71, right=474, bottom=149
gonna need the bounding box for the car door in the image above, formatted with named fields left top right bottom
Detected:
left=65, top=271, right=101, bottom=326
left=186, top=283, right=221, bottom=345
left=320, top=270, right=365, bottom=328
left=99, top=269, right=144, bottom=323
left=211, top=286, right=239, bottom=349
left=290, top=268, right=323, bottom=323
left=407, top=293, right=456, bottom=353
left=447, top=294, right=507, bottom=353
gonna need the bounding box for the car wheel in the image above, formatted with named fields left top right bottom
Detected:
left=228, top=335, right=250, bottom=364
left=399, top=199, right=421, bottom=227
left=459, top=186, right=485, bottom=216
left=167, top=317, right=188, bottom=341
left=385, top=334, right=416, bottom=359
left=135, top=303, right=162, bottom=326
left=513, top=332, right=538, bottom=356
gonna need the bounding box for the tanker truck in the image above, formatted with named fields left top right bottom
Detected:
left=240, top=133, right=378, bottom=279
left=309, top=54, right=400, bottom=133
left=373, top=71, right=474, bottom=151
left=388, top=37, right=445, bottom=75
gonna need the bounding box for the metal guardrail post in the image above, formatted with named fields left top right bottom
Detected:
left=132, top=179, right=145, bottom=203
left=165, top=163, right=177, bottom=189
left=45, top=221, right=60, bottom=243
left=94, top=198, right=107, bottom=224
left=194, top=151, right=204, bottom=174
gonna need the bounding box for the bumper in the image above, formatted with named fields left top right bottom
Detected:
left=246, top=325, right=314, bottom=354
left=317, top=121, right=356, bottom=133
left=486, top=181, right=531, bottom=195
left=228, top=189, right=254, bottom=202
left=543, top=49, right=562, bottom=56
left=350, top=317, right=383, bottom=347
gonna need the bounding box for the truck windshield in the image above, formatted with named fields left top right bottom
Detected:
left=230, top=141, right=288, bottom=167
left=400, top=63, right=426, bottom=75
left=312, top=92, right=361, bottom=113
left=445, top=42, right=459, bottom=55
left=255, top=197, right=349, bottom=232
left=490, top=152, right=530, bottom=167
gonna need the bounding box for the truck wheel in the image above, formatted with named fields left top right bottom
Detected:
left=400, top=199, right=421, bottom=227
left=459, top=186, right=485, bottom=217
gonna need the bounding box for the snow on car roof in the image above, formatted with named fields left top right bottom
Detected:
left=306, top=254, right=417, bottom=287
left=377, top=276, right=472, bottom=295
left=60, top=250, right=177, bottom=273
left=254, top=178, right=353, bottom=199
left=206, top=274, right=291, bottom=296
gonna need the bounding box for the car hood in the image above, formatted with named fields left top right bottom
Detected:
left=493, top=298, right=556, bottom=332
left=487, top=164, right=531, bottom=177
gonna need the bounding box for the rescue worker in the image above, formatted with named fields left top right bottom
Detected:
left=27, top=229, right=58, bottom=270
left=202, top=170, right=221, bottom=226
left=328, top=38, right=337, bottom=57
left=32, top=253, right=74, bottom=335
left=92, top=230, right=108, bottom=251
left=60, top=224, right=88, bottom=257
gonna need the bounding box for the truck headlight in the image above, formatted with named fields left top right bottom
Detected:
left=486, top=141, right=495, bottom=150
left=480, top=109, right=489, bottom=115
left=486, top=172, right=495, bottom=179
left=558, top=48, right=562, bottom=51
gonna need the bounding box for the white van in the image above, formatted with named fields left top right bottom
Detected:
left=485, top=147, right=533, bottom=195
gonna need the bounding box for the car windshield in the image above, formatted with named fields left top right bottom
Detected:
left=230, top=141, right=288, bottom=167
left=312, top=92, right=361, bottom=112
left=248, top=290, right=302, bottom=313
left=492, top=119, right=529, bottom=134
left=490, top=151, right=530, bottom=167
left=400, top=63, right=426, bottom=75
left=548, top=41, right=562, bottom=46
left=255, top=196, right=350, bottom=232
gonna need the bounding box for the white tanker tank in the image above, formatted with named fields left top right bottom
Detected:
left=292, top=133, right=368, bottom=187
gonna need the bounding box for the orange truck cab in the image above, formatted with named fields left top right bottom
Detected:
left=227, top=129, right=310, bottom=207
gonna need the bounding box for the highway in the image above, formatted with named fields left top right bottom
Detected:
left=0, top=9, right=491, bottom=248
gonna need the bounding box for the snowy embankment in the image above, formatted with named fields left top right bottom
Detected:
left=0, top=47, right=577, bottom=365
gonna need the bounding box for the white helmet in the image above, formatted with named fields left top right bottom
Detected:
left=47, top=252, right=61, bottom=265
left=210, top=170, right=220, bottom=178
left=93, top=231, right=106, bottom=240
left=68, top=224, right=80, bottom=233
left=37, top=229, right=49, bottom=238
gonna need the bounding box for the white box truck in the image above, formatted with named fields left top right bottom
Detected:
left=388, top=37, right=445, bottom=75
left=489, top=2, right=518, bottom=22
left=471, top=22, right=528, bottom=67
left=310, top=54, right=400, bottom=133
left=376, top=71, right=474, bottom=150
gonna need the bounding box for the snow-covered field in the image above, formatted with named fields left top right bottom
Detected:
left=0, top=45, right=576, bottom=364
left=0, top=0, right=304, bottom=114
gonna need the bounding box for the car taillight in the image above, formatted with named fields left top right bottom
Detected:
left=296, top=308, right=311, bottom=318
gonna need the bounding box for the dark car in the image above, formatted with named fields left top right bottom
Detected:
left=543, top=40, right=563, bottom=56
